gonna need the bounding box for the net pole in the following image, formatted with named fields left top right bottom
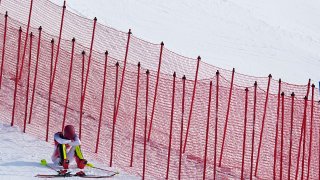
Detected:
left=178, top=75, right=186, bottom=180
left=45, top=39, right=54, bottom=142
left=80, top=17, right=97, bottom=139
left=61, top=38, right=75, bottom=131
left=219, top=68, right=234, bottom=167
left=288, top=92, right=295, bottom=180
left=114, top=29, right=132, bottom=124
left=306, top=84, right=315, bottom=179
left=306, top=79, right=311, bottom=97
left=79, top=51, right=85, bottom=137
left=11, top=27, right=22, bottom=127
left=19, top=0, right=33, bottom=79
left=143, top=70, right=150, bottom=180
left=255, top=74, right=272, bottom=176
left=95, top=51, right=109, bottom=153
left=319, top=100, right=320, bottom=180
left=280, top=92, right=285, bottom=180
left=47, top=1, right=66, bottom=141
left=273, top=79, right=282, bottom=179
left=130, top=62, right=141, bottom=167
left=214, top=70, right=219, bottom=180
left=110, top=62, right=119, bottom=167
left=148, top=42, right=164, bottom=141
left=250, top=81, right=257, bottom=180
left=241, top=88, right=249, bottom=179
left=166, top=72, right=176, bottom=179
left=28, top=26, right=42, bottom=124
left=50, top=0, right=66, bottom=86
left=0, top=12, right=8, bottom=89
left=301, top=96, right=308, bottom=180
left=23, top=32, right=33, bottom=133
left=295, top=96, right=308, bottom=179
left=183, top=56, right=200, bottom=153
left=203, top=80, right=212, bottom=180
left=295, top=79, right=311, bottom=179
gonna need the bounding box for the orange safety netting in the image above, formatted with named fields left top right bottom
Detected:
left=0, top=0, right=319, bottom=179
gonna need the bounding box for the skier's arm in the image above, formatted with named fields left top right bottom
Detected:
left=68, top=135, right=81, bottom=147
left=54, top=133, right=71, bottom=144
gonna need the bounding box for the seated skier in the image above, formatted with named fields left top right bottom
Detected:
left=51, top=125, right=87, bottom=176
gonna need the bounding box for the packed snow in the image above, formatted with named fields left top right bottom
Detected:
left=0, top=123, right=139, bottom=179
left=1, top=0, right=320, bottom=179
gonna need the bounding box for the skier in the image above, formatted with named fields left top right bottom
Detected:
left=51, top=125, right=87, bottom=176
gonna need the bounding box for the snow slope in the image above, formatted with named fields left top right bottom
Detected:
left=0, top=123, right=138, bottom=179
left=1, top=0, right=320, bottom=179
left=50, top=0, right=320, bottom=85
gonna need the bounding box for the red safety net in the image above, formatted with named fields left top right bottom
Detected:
left=0, top=0, right=319, bottom=179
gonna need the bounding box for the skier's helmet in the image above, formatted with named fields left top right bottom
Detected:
left=64, top=125, right=75, bottom=140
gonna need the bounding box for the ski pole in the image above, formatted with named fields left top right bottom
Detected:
left=86, top=163, right=119, bottom=174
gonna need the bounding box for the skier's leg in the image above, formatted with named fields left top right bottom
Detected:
left=52, top=157, right=60, bottom=165
left=75, top=145, right=84, bottom=159
left=74, top=146, right=87, bottom=169
left=57, top=144, right=69, bottom=169
left=51, top=146, right=60, bottom=164
left=66, top=146, right=76, bottom=163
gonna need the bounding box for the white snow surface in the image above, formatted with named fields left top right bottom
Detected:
left=1, top=0, right=320, bottom=179
left=49, top=0, right=320, bottom=85
left=0, top=122, right=138, bottom=179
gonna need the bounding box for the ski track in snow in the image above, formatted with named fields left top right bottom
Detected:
left=0, top=123, right=139, bottom=180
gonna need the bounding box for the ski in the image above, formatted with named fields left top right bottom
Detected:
left=35, top=174, right=72, bottom=178
left=35, top=173, right=117, bottom=178
left=76, top=173, right=117, bottom=178
left=39, top=159, right=118, bottom=178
